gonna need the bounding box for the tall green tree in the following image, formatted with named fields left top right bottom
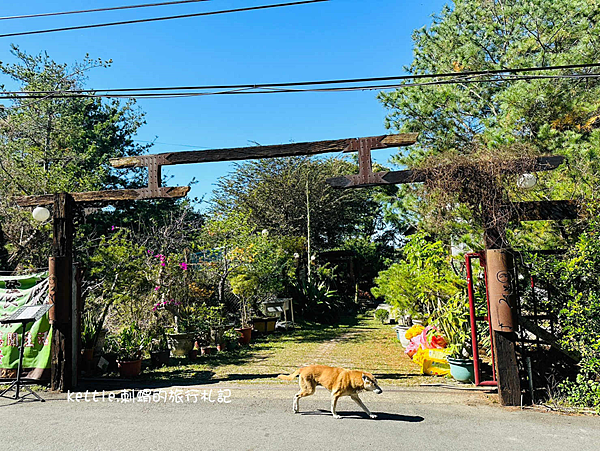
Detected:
left=378, top=0, right=600, bottom=246
left=211, top=156, right=394, bottom=250
left=0, top=46, right=149, bottom=268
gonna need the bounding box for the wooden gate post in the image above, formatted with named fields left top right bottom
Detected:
left=485, top=247, right=521, bottom=406
left=49, top=193, right=75, bottom=392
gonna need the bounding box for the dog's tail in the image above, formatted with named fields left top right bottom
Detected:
left=277, top=369, right=301, bottom=381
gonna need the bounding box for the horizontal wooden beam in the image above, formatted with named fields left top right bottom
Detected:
left=110, top=133, right=419, bottom=169
left=15, top=186, right=190, bottom=207
left=327, top=155, right=565, bottom=189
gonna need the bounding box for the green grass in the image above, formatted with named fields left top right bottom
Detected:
left=136, top=314, right=439, bottom=386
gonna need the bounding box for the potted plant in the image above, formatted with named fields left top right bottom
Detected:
left=230, top=273, right=257, bottom=345
left=116, top=323, right=149, bottom=378
left=81, top=311, right=99, bottom=361
left=433, top=294, right=474, bottom=383
left=154, top=298, right=197, bottom=357
left=223, top=328, right=240, bottom=351
left=206, top=305, right=227, bottom=347
left=149, top=329, right=170, bottom=368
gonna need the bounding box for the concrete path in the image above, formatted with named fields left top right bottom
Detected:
left=1, top=384, right=598, bottom=451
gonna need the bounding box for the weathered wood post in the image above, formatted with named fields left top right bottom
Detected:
left=49, top=193, right=75, bottom=392
left=484, top=246, right=521, bottom=406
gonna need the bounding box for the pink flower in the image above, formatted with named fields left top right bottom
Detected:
left=180, top=262, right=188, bottom=270
left=154, top=286, right=160, bottom=291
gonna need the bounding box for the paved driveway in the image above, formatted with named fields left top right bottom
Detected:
left=1, top=384, right=598, bottom=451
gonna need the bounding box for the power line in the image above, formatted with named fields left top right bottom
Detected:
left=0, top=1, right=210, bottom=21
left=0, top=0, right=329, bottom=38
left=3, top=72, right=600, bottom=100
left=2, top=73, right=599, bottom=99
left=3, top=62, right=599, bottom=96
left=1, top=69, right=600, bottom=102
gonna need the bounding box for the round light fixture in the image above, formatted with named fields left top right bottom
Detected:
left=32, top=206, right=50, bottom=222
left=517, top=173, right=537, bottom=190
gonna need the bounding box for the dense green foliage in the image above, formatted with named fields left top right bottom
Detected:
left=376, top=0, right=600, bottom=408
left=527, top=214, right=600, bottom=409
left=212, top=156, right=392, bottom=249
left=0, top=46, right=149, bottom=268
left=372, top=233, right=465, bottom=317
left=379, top=0, right=600, bottom=247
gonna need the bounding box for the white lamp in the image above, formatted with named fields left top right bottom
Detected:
left=32, top=206, right=50, bottom=222
left=261, top=229, right=269, bottom=237
left=517, top=173, right=537, bottom=190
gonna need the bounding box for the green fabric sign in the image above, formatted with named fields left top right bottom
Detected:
left=0, top=274, right=51, bottom=378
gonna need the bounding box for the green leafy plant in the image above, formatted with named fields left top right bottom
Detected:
left=147, top=325, right=169, bottom=353
left=230, top=273, right=258, bottom=328
left=292, top=277, right=341, bottom=325
left=432, top=293, right=472, bottom=359
left=223, top=328, right=240, bottom=344
left=372, top=233, right=465, bottom=318
left=81, top=311, right=102, bottom=350
left=374, top=309, right=390, bottom=324
left=115, top=323, right=150, bottom=362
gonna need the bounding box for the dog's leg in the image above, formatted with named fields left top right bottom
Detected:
left=293, top=392, right=301, bottom=413
left=350, top=394, right=377, bottom=419
left=294, top=378, right=315, bottom=413
left=330, top=394, right=342, bottom=419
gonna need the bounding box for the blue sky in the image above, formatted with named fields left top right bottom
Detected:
left=0, top=0, right=448, bottom=209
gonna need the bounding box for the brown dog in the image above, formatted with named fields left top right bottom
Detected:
left=277, top=364, right=382, bottom=419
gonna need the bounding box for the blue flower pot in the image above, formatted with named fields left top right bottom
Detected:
left=447, top=357, right=475, bottom=383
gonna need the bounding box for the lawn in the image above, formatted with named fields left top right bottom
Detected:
left=140, top=314, right=441, bottom=386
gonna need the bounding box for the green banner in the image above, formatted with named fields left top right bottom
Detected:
left=0, top=274, right=51, bottom=378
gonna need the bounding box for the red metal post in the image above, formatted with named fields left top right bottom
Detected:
left=465, top=252, right=497, bottom=387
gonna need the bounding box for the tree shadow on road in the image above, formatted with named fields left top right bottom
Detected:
left=301, top=409, right=424, bottom=422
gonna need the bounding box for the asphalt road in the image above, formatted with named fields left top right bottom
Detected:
left=1, top=384, right=598, bottom=451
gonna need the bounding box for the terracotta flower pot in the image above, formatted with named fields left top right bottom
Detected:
left=82, top=348, right=95, bottom=374
left=235, top=327, right=252, bottom=345
left=117, top=359, right=142, bottom=378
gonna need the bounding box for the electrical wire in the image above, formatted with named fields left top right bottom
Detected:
left=0, top=1, right=210, bottom=21
left=1, top=72, right=599, bottom=100
left=2, top=62, right=599, bottom=96
left=0, top=0, right=329, bottom=38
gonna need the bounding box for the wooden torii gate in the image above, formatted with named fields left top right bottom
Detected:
left=326, top=146, right=578, bottom=406
left=14, top=133, right=417, bottom=391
